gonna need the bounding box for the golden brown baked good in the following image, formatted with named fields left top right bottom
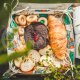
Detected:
left=15, top=16, right=19, bottom=24
left=48, top=15, right=67, bottom=60
left=18, top=26, right=24, bottom=36
left=26, top=15, right=38, bottom=23
left=18, top=15, right=27, bottom=27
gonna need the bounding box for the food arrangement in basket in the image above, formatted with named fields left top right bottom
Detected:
left=7, top=9, right=75, bottom=74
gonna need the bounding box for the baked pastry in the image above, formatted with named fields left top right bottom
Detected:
left=28, top=50, right=40, bottom=63
left=40, top=55, right=53, bottom=66
left=15, top=16, right=19, bottom=24
left=38, top=17, right=47, bottom=25
left=48, top=15, right=67, bottom=60
left=18, top=15, right=27, bottom=27
left=39, top=45, right=53, bottom=56
left=26, top=15, right=38, bottom=23
left=20, top=58, right=35, bottom=72
left=18, top=26, right=24, bottom=36
left=24, top=22, right=48, bottom=50
left=14, top=57, right=22, bottom=68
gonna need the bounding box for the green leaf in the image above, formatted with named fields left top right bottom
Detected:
left=77, top=65, right=80, bottom=69
left=0, top=41, right=33, bottom=64
left=78, top=44, right=80, bottom=56
left=0, top=52, right=21, bottom=64
left=26, top=40, right=33, bottom=50
left=44, top=77, right=51, bottom=80
left=8, top=42, right=14, bottom=49
left=76, top=76, right=80, bottom=80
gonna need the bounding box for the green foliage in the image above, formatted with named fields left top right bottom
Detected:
left=0, top=40, right=33, bottom=64
left=78, top=44, right=80, bottom=56
left=43, top=65, right=80, bottom=80
left=0, top=1, right=80, bottom=80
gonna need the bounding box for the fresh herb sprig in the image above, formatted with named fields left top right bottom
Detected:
left=0, top=40, right=33, bottom=64
left=44, top=65, right=80, bottom=80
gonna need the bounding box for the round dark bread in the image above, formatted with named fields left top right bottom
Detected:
left=24, top=22, right=49, bottom=50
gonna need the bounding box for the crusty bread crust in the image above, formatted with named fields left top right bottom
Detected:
left=48, top=15, right=67, bottom=60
